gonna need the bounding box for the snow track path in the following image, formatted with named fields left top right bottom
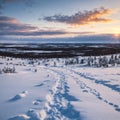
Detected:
left=1, top=63, right=120, bottom=120
left=67, top=68, right=120, bottom=112
left=39, top=68, right=81, bottom=120
left=51, top=67, right=120, bottom=120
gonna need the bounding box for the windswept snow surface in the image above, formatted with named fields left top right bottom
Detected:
left=0, top=57, right=120, bottom=120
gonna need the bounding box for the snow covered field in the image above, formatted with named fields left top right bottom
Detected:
left=0, top=56, right=120, bottom=120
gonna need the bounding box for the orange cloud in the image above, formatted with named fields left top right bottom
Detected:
left=43, top=7, right=113, bottom=26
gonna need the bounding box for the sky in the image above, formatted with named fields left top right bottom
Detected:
left=0, top=0, right=120, bottom=43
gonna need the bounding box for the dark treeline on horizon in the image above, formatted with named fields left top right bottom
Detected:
left=0, top=43, right=120, bottom=58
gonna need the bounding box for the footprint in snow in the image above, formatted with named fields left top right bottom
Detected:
left=35, top=83, right=44, bottom=87
left=82, top=90, right=88, bottom=93
left=8, top=91, right=28, bottom=102
left=44, top=80, right=50, bottom=83
left=35, top=80, right=50, bottom=87
left=115, top=108, right=120, bottom=112
left=32, top=99, right=43, bottom=105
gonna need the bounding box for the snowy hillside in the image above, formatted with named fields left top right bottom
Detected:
left=0, top=56, right=120, bottom=120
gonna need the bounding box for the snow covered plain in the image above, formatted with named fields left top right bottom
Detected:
left=0, top=56, right=120, bottom=120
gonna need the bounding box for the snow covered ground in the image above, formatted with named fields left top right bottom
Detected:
left=0, top=56, right=120, bottom=120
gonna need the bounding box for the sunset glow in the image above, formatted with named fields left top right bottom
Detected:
left=0, top=0, right=120, bottom=43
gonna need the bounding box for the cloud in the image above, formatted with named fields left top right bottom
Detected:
left=1, top=34, right=119, bottom=44
left=43, top=7, right=113, bottom=26
left=0, top=30, right=67, bottom=36
left=0, top=16, right=37, bottom=33
left=0, top=16, right=65, bottom=36
left=0, top=31, right=94, bottom=36
left=0, top=16, right=95, bottom=37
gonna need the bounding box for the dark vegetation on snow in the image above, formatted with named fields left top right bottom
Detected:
left=0, top=43, right=120, bottom=58
left=0, top=53, right=120, bottom=75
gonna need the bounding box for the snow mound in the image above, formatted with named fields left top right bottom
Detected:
left=32, top=99, right=42, bottom=105
left=26, top=109, right=41, bottom=120
left=8, top=114, right=30, bottom=120
left=9, top=91, right=28, bottom=102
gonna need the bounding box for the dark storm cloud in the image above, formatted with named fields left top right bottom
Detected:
left=43, top=7, right=112, bottom=26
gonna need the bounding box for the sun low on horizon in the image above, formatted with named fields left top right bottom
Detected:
left=0, top=0, right=120, bottom=43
